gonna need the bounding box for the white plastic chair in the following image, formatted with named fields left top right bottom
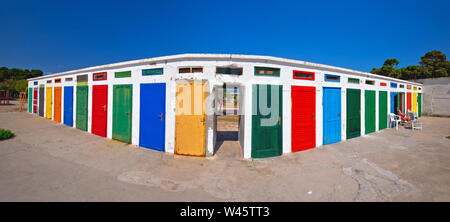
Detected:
left=389, top=113, right=401, bottom=130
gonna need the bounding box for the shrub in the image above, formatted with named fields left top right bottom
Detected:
left=0, top=129, right=14, bottom=140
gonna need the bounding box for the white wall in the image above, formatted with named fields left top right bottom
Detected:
left=27, top=55, right=423, bottom=159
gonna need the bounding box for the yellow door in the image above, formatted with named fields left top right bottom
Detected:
left=46, top=87, right=52, bottom=119
left=175, top=81, right=207, bottom=156
left=413, top=92, right=417, bottom=113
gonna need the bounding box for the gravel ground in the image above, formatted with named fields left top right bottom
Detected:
left=0, top=101, right=449, bottom=201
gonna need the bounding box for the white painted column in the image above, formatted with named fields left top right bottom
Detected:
left=131, top=80, right=140, bottom=146
left=341, top=86, right=347, bottom=141
left=61, top=85, right=65, bottom=124
left=73, top=84, right=77, bottom=128
left=361, top=88, right=366, bottom=135
left=375, top=89, right=379, bottom=132
left=282, top=83, right=291, bottom=154
left=316, top=86, right=323, bottom=147
left=87, top=83, right=93, bottom=133
left=243, top=82, right=252, bottom=159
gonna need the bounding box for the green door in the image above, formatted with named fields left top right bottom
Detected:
left=346, top=88, right=361, bottom=139
left=418, top=93, right=422, bottom=117
left=379, top=91, right=387, bottom=130
left=365, top=90, right=375, bottom=134
left=76, top=86, right=88, bottom=131
left=251, top=84, right=282, bottom=158
left=28, top=88, right=32, bottom=113
left=113, top=84, right=133, bottom=143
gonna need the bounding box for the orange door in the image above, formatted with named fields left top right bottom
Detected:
left=407, top=92, right=412, bottom=112
left=175, top=81, right=207, bottom=156
left=54, top=87, right=62, bottom=122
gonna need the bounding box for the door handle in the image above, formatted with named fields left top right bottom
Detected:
left=159, top=113, right=164, bottom=120
left=103, top=105, right=107, bottom=111
left=278, top=117, right=281, bottom=125
left=312, top=113, right=315, bottom=120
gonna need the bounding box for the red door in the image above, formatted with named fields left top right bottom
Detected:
left=33, top=88, right=38, bottom=114
left=291, top=86, right=316, bottom=152
left=92, top=85, right=108, bottom=137
left=407, top=92, right=412, bottom=112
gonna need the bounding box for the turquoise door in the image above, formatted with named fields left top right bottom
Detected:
left=323, top=87, right=341, bottom=145
left=139, top=83, right=166, bottom=151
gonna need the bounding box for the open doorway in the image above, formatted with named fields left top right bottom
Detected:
left=213, top=83, right=244, bottom=159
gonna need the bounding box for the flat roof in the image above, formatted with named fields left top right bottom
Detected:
left=27, top=53, right=422, bottom=85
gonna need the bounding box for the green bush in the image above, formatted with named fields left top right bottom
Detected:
left=0, top=129, right=14, bottom=140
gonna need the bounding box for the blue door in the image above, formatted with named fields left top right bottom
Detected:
left=323, top=87, right=341, bottom=145
left=390, top=92, right=397, bottom=114
left=64, top=86, right=73, bottom=127
left=139, top=83, right=166, bottom=151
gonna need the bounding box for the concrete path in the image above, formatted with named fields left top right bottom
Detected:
left=1, top=103, right=449, bottom=201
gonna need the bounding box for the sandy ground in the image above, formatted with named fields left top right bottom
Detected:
left=0, top=101, right=449, bottom=201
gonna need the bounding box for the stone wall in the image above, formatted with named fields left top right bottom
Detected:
left=414, top=77, right=450, bottom=117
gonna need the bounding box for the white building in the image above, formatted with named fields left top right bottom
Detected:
left=27, top=54, right=423, bottom=159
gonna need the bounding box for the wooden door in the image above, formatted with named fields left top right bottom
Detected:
left=140, top=83, right=166, bottom=151
left=251, top=84, right=282, bottom=158
left=64, top=86, right=73, bottom=127
left=54, top=87, right=62, bottom=122
left=407, top=92, right=412, bottom=112
left=39, top=87, right=44, bottom=117
left=92, top=85, right=108, bottom=137
left=379, top=91, right=387, bottom=130
left=346, top=88, right=361, bottom=139
left=291, top=86, right=315, bottom=152
left=365, top=90, right=375, bottom=134
left=175, top=81, right=206, bottom=156
left=323, top=87, right=341, bottom=145
left=112, top=84, right=133, bottom=143
left=76, top=86, right=88, bottom=131
left=45, top=87, right=52, bottom=119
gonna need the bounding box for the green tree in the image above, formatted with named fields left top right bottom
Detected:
left=0, top=67, right=44, bottom=98
left=398, top=65, right=430, bottom=80
left=370, top=58, right=401, bottom=78
left=419, top=50, right=448, bottom=78
left=383, top=58, right=399, bottom=67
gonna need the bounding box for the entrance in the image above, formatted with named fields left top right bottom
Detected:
left=139, top=83, right=166, bottom=151
left=45, top=87, right=52, bottom=119
left=92, top=85, right=108, bottom=137
left=175, top=81, right=207, bottom=156
left=365, top=90, right=375, bottom=134
left=346, top=88, right=361, bottom=139
left=291, top=86, right=315, bottom=152
left=54, top=87, right=62, bottom=122
left=379, top=91, right=388, bottom=130
left=251, top=84, right=282, bottom=158
left=213, top=84, right=243, bottom=158
left=112, top=84, right=133, bottom=143
left=323, top=87, right=341, bottom=145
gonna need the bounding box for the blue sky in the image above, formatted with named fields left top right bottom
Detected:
left=1, top=0, right=449, bottom=74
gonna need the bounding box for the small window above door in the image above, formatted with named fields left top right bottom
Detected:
left=179, top=67, right=203, bottom=74
left=348, top=77, right=360, bottom=84
left=93, top=72, right=107, bottom=81
left=365, top=80, right=375, bottom=85
left=216, top=67, right=243, bottom=75
left=293, top=70, right=314, bottom=80
left=324, top=74, right=340, bottom=82
left=254, top=67, right=280, bottom=76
